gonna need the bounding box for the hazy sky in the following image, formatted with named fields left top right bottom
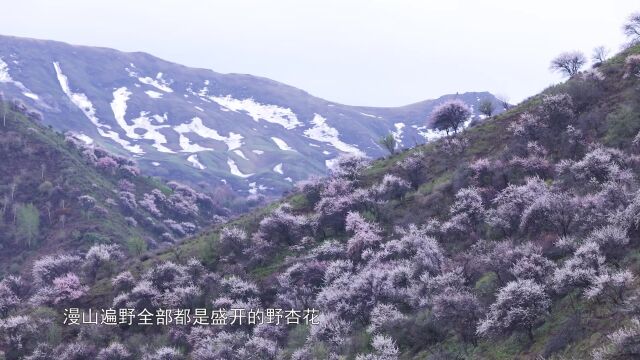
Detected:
left=1, top=0, right=638, bottom=106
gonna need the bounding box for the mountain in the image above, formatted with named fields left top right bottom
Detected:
left=0, top=35, right=501, bottom=195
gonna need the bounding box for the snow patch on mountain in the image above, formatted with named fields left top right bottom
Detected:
left=0, top=57, right=40, bottom=102
left=138, top=72, right=173, bottom=93
left=0, top=58, right=10, bottom=83
left=304, top=113, right=365, bottom=157
left=325, top=158, right=339, bottom=169
left=233, top=149, right=248, bottom=160
left=227, top=158, right=253, bottom=178
left=152, top=114, right=167, bottom=124
left=412, top=125, right=447, bottom=142
left=187, top=154, right=205, bottom=170
left=208, top=95, right=302, bottom=130
left=111, top=87, right=134, bottom=137
left=110, top=87, right=174, bottom=153
left=145, top=90, right=163, bottom=99
left=359, top=112, right=378, bottom=118
left=130, top=113, right=174, bottom=153
left=67, top=132, right=94, bottom=145
left=273, top=163, right=283, bottom=175
left=54, top=62, right=143, bottom=154
left=175, top=134, right=212, bottom=153
left=271, top=137, right=295, bottom=151
left=412, top=116, right=474, bottom=142
left=173, top=117, right=243, bottom=152
left=252, top=150, right=264, bottom=155
left=392, top=123, right=405, bottom=144
left=248, top=182, right=267, bottom=195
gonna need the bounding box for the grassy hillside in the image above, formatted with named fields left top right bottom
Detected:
left=2, top=45, right=640, bottom=360
left=0, top=100, right=236, bottom=276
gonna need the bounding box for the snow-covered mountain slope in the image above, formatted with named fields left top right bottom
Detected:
left=0, top=35, right=501, bottom=195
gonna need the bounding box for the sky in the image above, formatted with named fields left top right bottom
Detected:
left=0, top=0, right=638, bottom=106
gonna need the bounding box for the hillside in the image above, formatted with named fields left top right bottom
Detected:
left=0, top=35, right=501, bottom=196
left=128, top=44, right=640, bottom=359
left=0, top=100, right=241, bottom=276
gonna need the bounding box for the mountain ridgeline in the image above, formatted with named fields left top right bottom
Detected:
left=0, top=35, right=501, bottom=196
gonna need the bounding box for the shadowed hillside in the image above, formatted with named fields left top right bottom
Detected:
left=0, top=100, right=241, bottom=276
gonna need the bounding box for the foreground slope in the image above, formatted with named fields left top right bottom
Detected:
left=0, top=34, right=500, bottom=195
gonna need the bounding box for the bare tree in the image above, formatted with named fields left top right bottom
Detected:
left=550, top=51, right=587, bottom=77
left=10, top=182, right=17, bottom=201
left=591, top=46, right=610, bottom=65
left=45, top=201, right=52, bottom=224
left=497, top=94, right=511, bottom=110
left=0, top=92, right=6, bottom=127
left=623, top=12, right=640, bottom=44
left=0, top=195, right=7, bottom=218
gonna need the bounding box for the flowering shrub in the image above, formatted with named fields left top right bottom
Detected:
left=32, top=255, right=82, bottom=286
left=429, top=99, right=471, bottom=135
left=592, top=317, right=640, bottom=360
left=372, top=174, right=410, bottom=201
left=96, top=342, right=132, bottom=360
left=330, top=154, right=369, bottom=180
left=623, top=54, right=640, bottom=78
left=78, top=195, right=97, bottom=211
left=485, top=178, right=546, bottom=235
left=96, top=157, right=118, bottom=175
left=140, top=193, right=162, bottom=217
left=477, top=279, right=550, bottom=340
left=112, top=271, right=135, bottom=293
left=118, top=179, right=136, bottom=192
left=552, top=241, right=607, bottom=294
left=84, top=244, right=124, bottom=280
left=355, top=335, right=399, bottom=360
left=118, top=191, right=137, bottom=213
left=30, top=273, right=88, bottom=306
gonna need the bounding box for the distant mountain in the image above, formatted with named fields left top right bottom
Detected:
left=0, top=35, right=502, bottom=194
